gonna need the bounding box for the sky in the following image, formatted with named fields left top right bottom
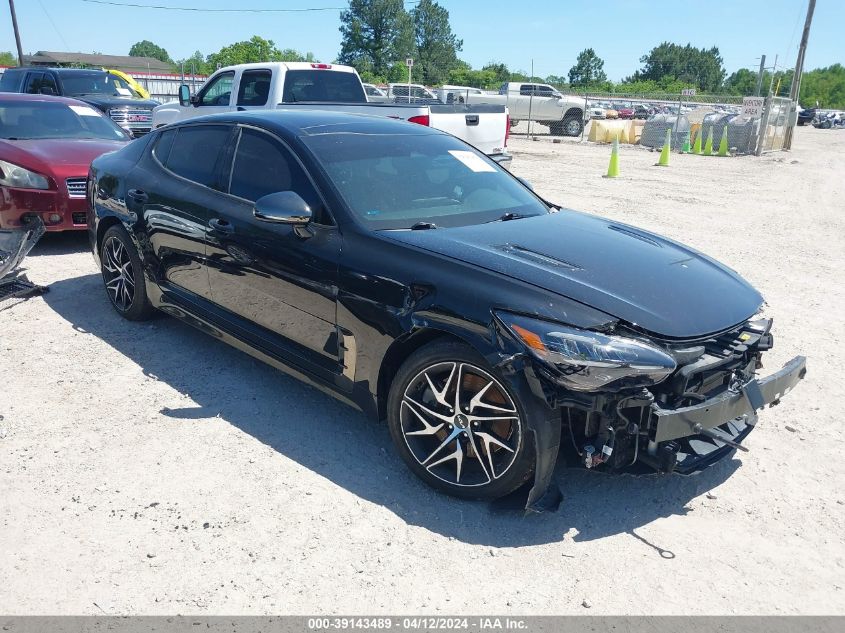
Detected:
left=1, top=0, right=842, bottom=81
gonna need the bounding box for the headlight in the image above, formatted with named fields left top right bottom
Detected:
left=496, top=311, right=677, bottom=392
left=0, top=159, right=50, bottom=190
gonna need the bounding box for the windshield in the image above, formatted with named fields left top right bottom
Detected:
left=303, top=131, right=549, bottom=230
left=60, top=72, right=140, bottom=98
left=0, top=100, right=129, bottom=141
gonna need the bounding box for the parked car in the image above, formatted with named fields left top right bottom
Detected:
left=387, top=83, right=440, bottom=103
left=362, top=83, right=389, bottom=103
left=633, top=105, right=651, bottom=119
left=587, top=102, right=606, bottom=119
left=0, top=67, right=160, bottom=137
left=434, top=85, right=485, bottom=103
left=0, top=93, right=129, bottom=232
left=88, top=110, right=806, bottom=509
left=152, top=63, right=511, bottom=168
left=461, top=82, right=585, bottom=136
left=797, top=107, right=817, bottom=126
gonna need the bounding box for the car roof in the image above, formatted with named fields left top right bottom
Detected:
left=0, top=92, right=99, bottom=107
left=208, top=62, right=357, bottom=73
left=168, top=109, right=446, bottom=139
left=7, top=67, right=107, bottom=76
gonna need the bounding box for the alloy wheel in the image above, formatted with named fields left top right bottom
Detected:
left=400, top=361, right=523, bottom=487
left=565, top=118, right=582, bottom=136
left=102, top=236, right=135, bottom=312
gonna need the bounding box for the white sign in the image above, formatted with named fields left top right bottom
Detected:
left=405, top=58, right=414, bottom=67
left=681, top=88, right=696, bottom=96
left=742, top=97, right=765, bottom=118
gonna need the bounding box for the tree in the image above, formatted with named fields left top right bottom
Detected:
left=799, top=64, right=845, bottom=108
left=410, top=0, right=462, bottom=85
left=723, top=68, right=760, bottom=95
left=176, top=50, right=209, bottom=75
left=630, top=42, right=726, bottom=92
left=339, top=0, right=415, bottom=78
left=568, top=48, right=607, bottom=88
left=0, top=51, right=17, bottom=66
left=206, top=36, right=314, bottom=69
left=129, top=40, right=172, bottom=64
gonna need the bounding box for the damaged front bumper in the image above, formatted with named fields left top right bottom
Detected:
left=0, top=216, right=45, bottom=281
left=649, top=355, right=807, bottom=473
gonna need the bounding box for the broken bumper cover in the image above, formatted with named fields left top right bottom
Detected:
left=0, top=216, right=45, bottom=280
left=651, top=356, right=807, bottom=468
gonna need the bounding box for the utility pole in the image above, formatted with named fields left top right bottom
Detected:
left=8, top=0, right=24, bottom=66
left=784, top=0, right=816, bottom=149
left=755, top=54, right=766, bottom=96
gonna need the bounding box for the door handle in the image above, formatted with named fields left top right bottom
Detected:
left=208, top=218, right=234, bottom=234
left=465, top=114, right=479, bottom=126
left=127, top=188, right=148, bottom=203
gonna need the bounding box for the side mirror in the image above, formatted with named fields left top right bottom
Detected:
left=178, top=84, right=191, bottom=107
left=254, top=191, right=313, bottom=226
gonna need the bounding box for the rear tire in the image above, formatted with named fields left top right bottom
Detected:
left=387, top=340, right=535, bottom=500
left=100, top=224, right=154, bottom=321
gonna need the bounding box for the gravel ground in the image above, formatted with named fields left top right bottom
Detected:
left=1, top=126, right=843, bottom=615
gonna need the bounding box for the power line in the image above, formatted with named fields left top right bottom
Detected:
left=37, top=0, right=71, bottom=50
left=81, top=0, right=418, bottom=12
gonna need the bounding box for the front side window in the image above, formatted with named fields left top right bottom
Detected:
left=237, top=70, right=271, bottom=107
left=199, top=72, right=234, bottom=107
left=24, top=73, right=45, bottom=94
left=228, top=127, right=324, bottom=221
left=164, top=125, right=230, bottom=188
left=303, top=131, right=549, bottom=230
left=0, top=100, right=128, bottom=140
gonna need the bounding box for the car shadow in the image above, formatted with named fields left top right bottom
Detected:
left=27, top=230, right=89, bottom=257
left=42, top=272, right=742, bottom=549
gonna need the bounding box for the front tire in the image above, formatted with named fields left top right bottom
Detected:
left=100, top=224, right=154, bottom=321
left=387, top=341, right=535, bottom=500
left=562, top=113, right=583, bottom=136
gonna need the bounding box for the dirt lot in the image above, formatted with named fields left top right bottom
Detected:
left=1, top=126, right=843, bottom=615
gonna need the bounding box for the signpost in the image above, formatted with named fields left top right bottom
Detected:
left=681, top=88, right=696, bottom=96
left=742, top=96, right=765, bottom=118
left=405, top=58, right=413, bottom=104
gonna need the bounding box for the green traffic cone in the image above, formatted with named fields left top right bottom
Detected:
left=717, top=125, right=730, bottom=157
left=692, top=127, right=703, bottom=154
left=704, top=127, right=714, bottom=156
left=681, top=130, right=691, bottom=153
left=604, top=134, right=620, bottom=178
left=655, top=128, right=671, bottom=166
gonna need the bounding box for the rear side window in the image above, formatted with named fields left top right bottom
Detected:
left=152, top=129, right=176, bottom=164
left=228, top=127, right=326, bottom=222
left=281, top=70, right=365, bottom=103
left=237, top=70, right=271, bottom=106
left=164, top=125, right=231, bottom=188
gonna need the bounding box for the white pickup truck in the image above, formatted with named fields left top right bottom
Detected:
left=461, top=81, right=586, bottom=137
left=152, top=62, right=511, bottom=166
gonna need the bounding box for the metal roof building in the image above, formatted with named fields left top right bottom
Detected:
left=21, top=51, right=173, bottom=74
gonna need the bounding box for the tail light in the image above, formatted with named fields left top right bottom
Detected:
left=310, top=63, right=332, bottom=69
left=505, top=114, right=510, bottom=147
left=408, top=114, right=430, bottom=126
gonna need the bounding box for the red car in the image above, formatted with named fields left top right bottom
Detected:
left=0, top=93, right=130, bottom=231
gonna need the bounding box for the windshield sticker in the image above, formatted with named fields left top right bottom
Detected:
left=448, top=150, right=496, bottom=173
left=115, top=87, right=132, bottom=96
left=69, top=105, right=101, bottom=117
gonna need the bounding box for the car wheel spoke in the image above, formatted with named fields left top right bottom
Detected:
left=400, top=360, right=522, bottom=488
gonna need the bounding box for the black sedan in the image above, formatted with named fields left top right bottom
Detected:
left=87, top=111, right=805, bottom=510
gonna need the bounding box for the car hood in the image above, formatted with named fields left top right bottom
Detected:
left=73, top=95, right=159, bottom=110
left=380, top=211, right=763, bottom=339
left=1, top=138, right=128, bottom=176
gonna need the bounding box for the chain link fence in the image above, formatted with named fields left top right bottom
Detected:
left=440, top=84, right=793, bottom=156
